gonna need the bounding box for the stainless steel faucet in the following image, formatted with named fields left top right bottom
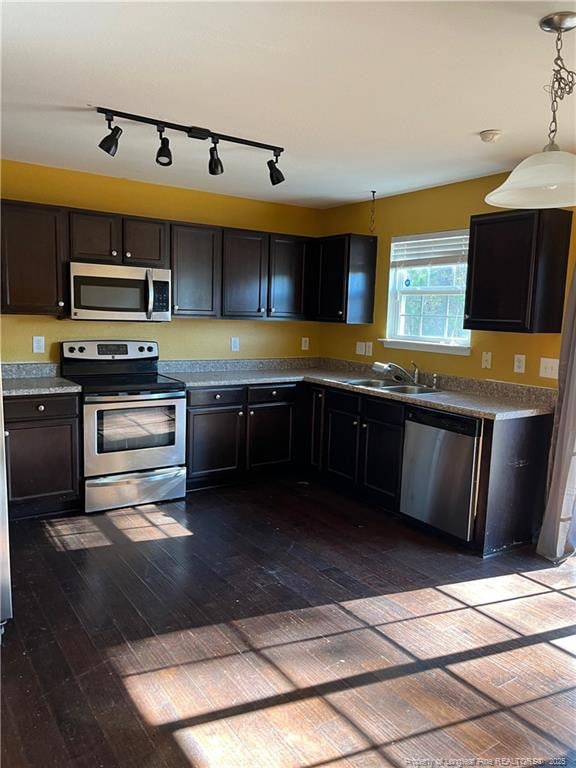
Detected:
left=372, top=361, right=419, bottom=384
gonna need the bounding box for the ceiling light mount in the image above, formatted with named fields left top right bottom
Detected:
left=485, top=10, right=576, bottom=208
left=96, top=107, right=285, bottom=185
left=479, top=129, right=502, bottom=143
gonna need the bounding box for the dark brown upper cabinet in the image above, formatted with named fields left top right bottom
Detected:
left=268, top=235, right=308, bottom=319
left=70, top=210, right=169, bottom=268
left=1, top=201, right=68, bottom=315
left=308, top=234, right=377, bottom=323
left=222, top=229, right=269, bottom=318
left=171, top=224, right=222, bottom=316
left=464, top=208, right=573, bottom=333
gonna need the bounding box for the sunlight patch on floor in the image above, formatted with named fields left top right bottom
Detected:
left=43, top=517, right=111, bottom=550
left=106, top=506, right=193, bottom=542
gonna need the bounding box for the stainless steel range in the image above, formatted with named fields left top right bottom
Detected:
left=61, top=340, right=186, bottom=513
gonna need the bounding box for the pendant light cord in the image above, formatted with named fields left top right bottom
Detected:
left=547, top=31, right=576, bottom=147
left=369, top=190, right=376, bottom=235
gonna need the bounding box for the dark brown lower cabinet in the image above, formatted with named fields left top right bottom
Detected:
left=5, top=417, right=80, bottom=519
left=247, top=403, right=294, bottom=468
left=325, top=409, right=360, bottom=483
left=187, top=406, right=245, bottom=483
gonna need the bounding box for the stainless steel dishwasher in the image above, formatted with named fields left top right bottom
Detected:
left=400, top=408, right=481, bottom=541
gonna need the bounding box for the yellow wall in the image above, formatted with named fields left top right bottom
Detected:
left=317, top=176, right=575, bottom=387
left=1, top=160, right=573, bottom=385
left=0, top=160, right=324, bottom=362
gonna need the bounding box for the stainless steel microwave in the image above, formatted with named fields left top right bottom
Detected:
left=70, top=262, right=171, bottom=322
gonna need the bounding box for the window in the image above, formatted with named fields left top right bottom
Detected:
left=384, top=229, right=471, bottom=354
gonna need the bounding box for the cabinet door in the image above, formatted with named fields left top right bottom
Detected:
left=247, top=403, right=294, bottom=468
left=187, top=406, right=245, bottom=480
left=464, top=212, right=537, bottom=332
left=5, top=418, right=80, bottom=518
left=122, top=218, right=170, bottom=267
left=70, top=211, right=122, bottom=264
left=172, top=224, right=222, bottom=316
left=317, top=236, right=348, bottom=321
left=222, top=230, right=269, bottom=318
left=358, top=419, right=403, bottom=510
left=268, top=235, right=307, bottom=318
left=1, top=202, right=67, bottom=315
left=310, top=388, right=325, bottom=470
left=324, top=408, right=360, bottom=483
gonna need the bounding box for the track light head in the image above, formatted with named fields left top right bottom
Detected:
left=98, top=117, right=122, bottom=157
left=208, top=140, right=224, bottom=175
left=155, top=127, right=172, bottom=166
left=267, top=152, right=285, bottom=186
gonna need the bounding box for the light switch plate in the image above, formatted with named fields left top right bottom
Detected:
left=540, top=357, right=559, bottom=379
left=481, top=351, right=492, bottom=369
left=301, top=337, right=310, bottom=351
left=32, top=335, right=45, bottom=354
left=355, top=341, right=366, bottom=355
left=230, top=336, right=240, bottom=352
left=514, top=354, right=526, bottom=374
left=365, top=341, right=373, bottom=356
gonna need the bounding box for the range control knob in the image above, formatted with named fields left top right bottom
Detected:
left=78, top=346, right=86, bottom=353
left=68, top=346, right=76, bottom=353
left=147, top=346, right=154, bottom=353
left=138, top=346, right=145, bottom=352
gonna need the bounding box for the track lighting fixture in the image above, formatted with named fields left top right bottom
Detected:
left=95, top=107, right=285, bottom=186
left=208, top=139, right=224, bottom=175
left=267, top=151, right=285, bottom=186
left=155, top=126, right=172, bottom=167
left=98, top=115, right=122, bottom=157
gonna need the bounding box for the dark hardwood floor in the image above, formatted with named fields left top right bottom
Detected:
left=2, top=476, right=576, bottom=768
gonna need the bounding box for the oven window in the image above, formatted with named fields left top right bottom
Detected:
left=75, top=276, right=146, bottom=311
left=97, top=406, right=176, bottom=453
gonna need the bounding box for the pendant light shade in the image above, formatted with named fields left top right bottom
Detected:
left=156, top=134, right=172, bottom=166
left=98, top=125, right=122, bottom=157
left=267, top=157, right=285, bottom=186
left=485, top=149, right=576, bottom=208
left=208, top=142, right=224, bottom=175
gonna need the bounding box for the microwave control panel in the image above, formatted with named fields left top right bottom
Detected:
left=153, top=282, right=170, bottom=313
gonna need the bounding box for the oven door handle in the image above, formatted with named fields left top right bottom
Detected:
left=84, top=391, right=185, bottom=403
left=146, top=268, right=154, bottom=320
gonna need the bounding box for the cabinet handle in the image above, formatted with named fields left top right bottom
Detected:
left=111, top=250, right=118, bottom=257
left=215, top=394, right=222, bottom=400
left=37, top=404, right=45, bottom=412
left=271, top=390, right=277, bottom=396
left=270, top=307, right=276, bottom=313
left=4, top=431, right=8, bottom=438
left=464, top=314, right=470, bottom=319
left=337, top=310, right=343, bottom=316
left=125, top=252, right=132, bottom=258
left=259, top=307, right=265, bottom=313
left=362, top=423, right=367, bottom=429
left=352, top=420, right=358, bottom=426
left=57, top=300, right=65, bottom=308
left=249, top=410, right=255, bottom=416
left=173, top=305, right=179, bottom=312
left=238, top=411, right=244, bottom=416
left=318, top=393, right=323, bottom=399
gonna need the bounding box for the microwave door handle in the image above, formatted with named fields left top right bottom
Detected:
left=146, top=269, right=154, bottom=320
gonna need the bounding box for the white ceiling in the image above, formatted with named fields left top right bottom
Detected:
left=2, top=1, right=575, bottom=207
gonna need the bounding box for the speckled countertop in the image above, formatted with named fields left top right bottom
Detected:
left=2, top=368, right=554, bottom=420
left=2, top=377, right=81, bottom=397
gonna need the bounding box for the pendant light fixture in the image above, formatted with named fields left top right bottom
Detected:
left=98, top=114, right=122, bottom=157
left=485, top=11, right=576, bottom=208
left=155, top=126, right=172, bottom=166
left=267, top=151, right=285, bottom=185
left=95, top=107, right=285, bottom=186
left=208, top=139, right=224, bottom=175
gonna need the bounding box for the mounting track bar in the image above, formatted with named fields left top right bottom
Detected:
left=96, top=107, right=284, bottom=154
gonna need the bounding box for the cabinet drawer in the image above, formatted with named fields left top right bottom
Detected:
left=248, top=384, right=298, bottom=403
left=325, top=389, right=361, bottom=414
left=363, top=397, right=404, bottom=426
left=5, top=395, right=79, bottom=421
left=187, top=387, right=245, bottom=407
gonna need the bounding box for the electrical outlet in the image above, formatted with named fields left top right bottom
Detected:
left=230, top=336, right=240, bottom=353
left=355, top=341, right=366, bottom=355
left=32, top=335, right=45, bottom=354
left=513, top=354, right=526, bottom=374
left=365, top=341, right=373, bottom=356
left=481, top=351, right=492, bottom=369
left=301, top=337, right=309, bottom=351
left=540, top=357, right=559, bottom=379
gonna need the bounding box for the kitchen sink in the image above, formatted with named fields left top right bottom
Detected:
left=345, top=378, right=398, bottom=388
left=384, top=385, right=442, bottom=395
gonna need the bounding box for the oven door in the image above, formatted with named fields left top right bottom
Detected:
left=83, top=392, right=186, bottom=477
left=70, top=262, right=171, bottom=322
